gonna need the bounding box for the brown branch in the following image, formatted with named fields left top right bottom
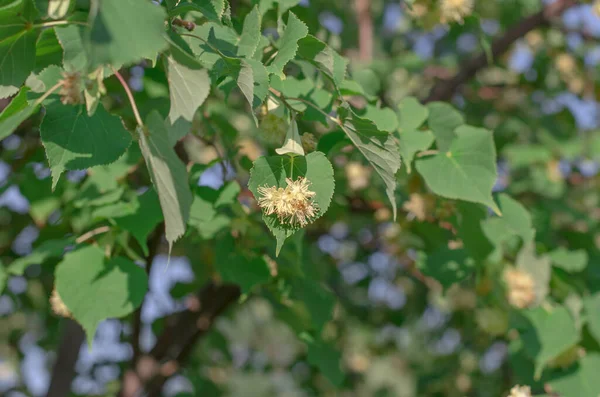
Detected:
left=172, top=17, right=195, bottom=31
left=424, top=0, right=578, bottom=103
left=355, top=0, right=373, bottom=62
left=45, top=319, right=85, bottom=397
left=119, top=282, right=241, bottom=397
left=130, top=227, right=164, bottom=366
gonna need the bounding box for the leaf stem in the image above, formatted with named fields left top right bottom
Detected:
left=112, top=67, right=144, bottom=127
left=178, top=32, right=228, bottom=60
left=268, top=89, right=341, bottom=126
left=32, top=20, right=88, bottom=28
left=416, top=150, right=439, bottom=158
left=33, top=81, right=64, bottom=107
left=30, top=81, right=64, bottom=109
left=75, top=225, right=111, bottom=244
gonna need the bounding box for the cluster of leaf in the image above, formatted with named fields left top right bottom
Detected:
left=1, top=0, right=599, bottom=396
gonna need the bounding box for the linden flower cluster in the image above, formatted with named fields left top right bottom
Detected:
left=440, top=0, right=474, bottom=24
left=507, top=385, right=531, bottom=397
left=257, top=177, right=318, bottom=227
left=58, top=71, right=84, bottom=105
left=503, top=268, right=536, bottom=309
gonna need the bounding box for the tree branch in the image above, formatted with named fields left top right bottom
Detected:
left=119, top=282, right=241, bottom=397
left=355, top=0, right=373, bottom=62
left=424, top=0, right=578, bottom=103
left=45, top=319, right=85, bottom=397
left=131, top=227, right=163, bottom=366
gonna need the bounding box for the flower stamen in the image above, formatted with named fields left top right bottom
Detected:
left=257, top=177, right=319, bottom=227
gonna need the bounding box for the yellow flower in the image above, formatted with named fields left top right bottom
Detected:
left=257, top=177, right=319, bottom=227
left=507, top=385, right=531, bottom=397
left=594, top=0, right=600, bottom=18
left=301, top=133, right=317, bottom=152
left=440, top=0, right=474, bottom=24
left=58, top=71, right=84, bottom=105
left=503, top=268, right=536, bottom=309
left=50, top=288, right=72, bottom=318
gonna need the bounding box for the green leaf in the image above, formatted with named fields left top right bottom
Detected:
left=236, top=58, right=269, bottom=111
left=583, top=294, right=600, bottom=345
left=516, top=243, right=551, bottom=308
left=0, top=262, right=7, bottom=294
left=396, top=97, right=432, bottom=173
left=548, top=247, right=588, bottom=273
left=291, top=278, right=335, bottom=330
left=55, top=25, right=87, bottom=72
left=275, top=119, right=304, bottom=156
left=40, top=102, right=132, bottom=188
left=34, top=28, right=63, bottom=73
left=398, top=129, right=434, bottom=174
left=338, top=105, right=401, bottom=219
left=456, top=202, right=494, bottom=262
left=426, top=102, right=464, bottom=152
left=271, top=75, right=332, bottom=125
left=184, top=23, right=238, bottom=69
left=306, top=339, right=345, bottom=386
left=188, top=182, right=241, bottom=240
left=167, top=1, right=220, bottom=18
left=87, top=0, right=167, bottom=68
left=55, top=245, right=148, bottom=345
left=549, top=354, right=600, bottom=397
left=0, top=1, right=38, bottom=89
left=256, top=0, right=276, bottom=15
left=8, top=238, right=74, bottom=275
left=190, top=0, right=225, bottom=21
left=362, top=105, right=399, bottom=133
left=481, top=193, right=535, bottom=247
left=215, top=235, right=270, bottom=294
left=267, top=12, right=308, bottom=77
left=415, top=125, right=500, bottom=214
left=167, top=56, right=210, bottom=134
left=0, top=87, right=39, bottom=141
left=520, top=306, right=579, bottom=379
left=139, top=111, right=193, bottom=248
left=503, top=144, right=553, bottom=169
left=398, top=96, right=429, bottom=132
left=248, top=152, right=335, bottom=255
left=113, top=189, right=164, bottom=255
left=237, top=6, right=261, bottom=58
left=417, top=248, right=474, bottom=289
left=353, top=68, right=380, bottom=97
left=296, top=35, right=347, bottom=87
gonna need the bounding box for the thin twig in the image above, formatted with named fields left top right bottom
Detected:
left=119, top=282, right=241, bottom=397
left=32, top=20, right=88, bottom=29
left=416, top=150, right=439, bottom=158
left=172, top=17, right=195, bottom=31
left=424, top=0, right=577, bottom=103
left=45, top=320, right=86, bottom=397
left=355, top=0, right=373, bottom=62
left=112, top=68, right=144, bottom=127
left=268, top=89, right=342, bottom=126
left=75, top=225, right=111, bottom=244
left=131, top=227, right=163, bottom=367
left=179, top=32, right=228, bottom=59
left=33, top=82, right=64, bottom=107
left=144, top=283, right=241, bottom=397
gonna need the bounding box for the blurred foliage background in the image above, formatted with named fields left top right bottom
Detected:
left=1, top=0, right=600, bottom=396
